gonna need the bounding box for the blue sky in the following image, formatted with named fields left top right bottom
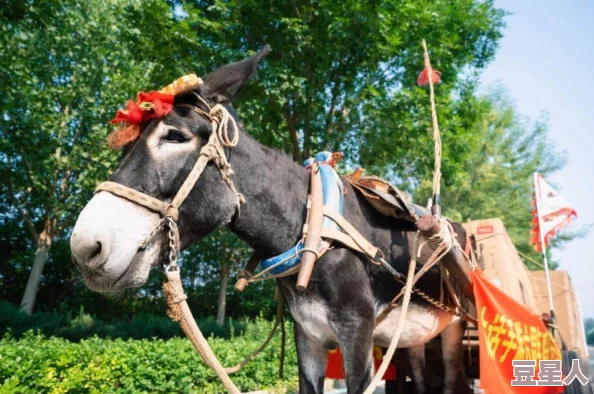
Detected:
left=479, top=0, right=594, bottom=317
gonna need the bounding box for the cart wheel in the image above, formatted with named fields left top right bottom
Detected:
left=562, top=350, right=593, bottom=394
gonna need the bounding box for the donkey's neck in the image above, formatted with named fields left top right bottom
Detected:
left=227, top=131, right=310, bottom=258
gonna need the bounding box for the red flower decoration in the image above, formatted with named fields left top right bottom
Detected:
left=108, top=91, right=174, bottom=148
left=417, top=67, right=442, bottom=86
left=110, top=91, right=174, bottom=126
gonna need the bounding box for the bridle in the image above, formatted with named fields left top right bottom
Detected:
left=93, top=94, right=255, bottom=394
left=94, top=96, right=244, bottom=272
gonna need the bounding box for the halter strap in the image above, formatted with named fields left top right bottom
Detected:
left=95, top=102, right=244, bottom=269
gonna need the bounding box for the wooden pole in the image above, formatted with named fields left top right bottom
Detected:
left=296, top=163, right=324, bottom=291
left=416, top=215, right=475, bottom=303
left=422, top=39, right=442, bottom=216
left=234, top=252, right=260, bottom=292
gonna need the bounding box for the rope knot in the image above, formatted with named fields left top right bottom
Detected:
left=219, top=163, right=234, bottom=180
left=163, top=204, right=179, bottom=221
left=200, top=144, right=218, bottom=160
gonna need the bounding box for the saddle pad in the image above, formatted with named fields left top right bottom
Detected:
left=344, top=171, right=423, bottom=222
left=259, top=157, right=344, bottom=275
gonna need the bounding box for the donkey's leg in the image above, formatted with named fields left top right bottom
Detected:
left=332, top=315, right=374, bottom=394
left=441, top=319, right=470, bottom=394
left=407, top=344, right=428, bottom=394
left=294, top=321, right=328, bottom=394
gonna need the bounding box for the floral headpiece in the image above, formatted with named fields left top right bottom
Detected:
left=108, top=74, right=203, bottom=148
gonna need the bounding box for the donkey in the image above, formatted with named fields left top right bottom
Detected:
left=70, top=47, right=469, bottom=394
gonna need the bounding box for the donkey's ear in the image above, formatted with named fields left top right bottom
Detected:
left=200, top=45, right=271, bottom=104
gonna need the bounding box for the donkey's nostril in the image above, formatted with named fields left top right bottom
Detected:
left=71, top=233, right=110, bottom=271
left=87, top=240, right=108, bottom=270
left=89, top=242, right=102, bottom=261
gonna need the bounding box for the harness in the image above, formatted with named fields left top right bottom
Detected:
left=96, top=87, right=475, bottom=317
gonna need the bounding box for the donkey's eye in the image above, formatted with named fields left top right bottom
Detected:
left=164, top=130, right=187, bottom=143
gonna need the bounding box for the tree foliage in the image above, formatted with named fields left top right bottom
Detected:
left=192, top=0, right=507, bottom=164
left=0, top=0, right=570, bottom=320
left=0, top=0, right=213, bottom=313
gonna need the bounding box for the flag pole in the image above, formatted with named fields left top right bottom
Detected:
left=533, top=172, right=556, bottom=315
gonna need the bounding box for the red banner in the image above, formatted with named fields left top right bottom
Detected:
left=471, top=269, right=562, bottom=394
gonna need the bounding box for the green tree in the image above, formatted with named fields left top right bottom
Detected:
left=0, top=0, right=209, bottom=313
left=1, top=0, right=512, bottom=317
left=186, top=0, right=506, bottom=162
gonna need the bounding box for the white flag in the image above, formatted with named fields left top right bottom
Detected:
left=530, top=173, right=577, bottom=252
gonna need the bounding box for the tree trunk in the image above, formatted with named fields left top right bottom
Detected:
left=216, top=264, right=230, bottom=326
left=20, top=228, right=52, bottom=315
left=284, top=100, right=302, bottom=163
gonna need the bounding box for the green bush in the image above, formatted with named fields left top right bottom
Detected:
left=0, top=302, right=246, bottom=341
left=0, top=319, right=298, bottom=393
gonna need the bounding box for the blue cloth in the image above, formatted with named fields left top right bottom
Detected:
left=259, top=155, right=344, bottom=275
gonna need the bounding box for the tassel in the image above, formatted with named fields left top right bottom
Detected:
left=417, top=67, right=442, bottom=86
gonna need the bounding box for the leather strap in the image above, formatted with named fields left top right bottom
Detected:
left=95, top=181, right=173, bottom=217
left=321, top=228, right=365, bottom=254
left=322, top=206, right=379, bottom=258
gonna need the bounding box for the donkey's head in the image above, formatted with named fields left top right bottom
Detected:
left=70, top=47, right=270, bottom=292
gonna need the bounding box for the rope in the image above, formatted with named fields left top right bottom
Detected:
left=516, top=249, right=546, bottom=269
left=97, top=103, right=244, bottom=223
left=170, top=103, right=244, bottom=215
left=279, top=306, right=286, bottom=379
left=362, top=232, right=419, bottom=394
left=422, top=39, right=443, bottom=204
left=417, top=217, right=454, bottom=261
left=211, top=104, right=239, bottom=147
left=164, top=269, right=241, bottom=394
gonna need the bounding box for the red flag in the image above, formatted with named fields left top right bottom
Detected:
left=471, top=269, right=562, bottom=394
left=530, top=173, right=577, bottom=252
